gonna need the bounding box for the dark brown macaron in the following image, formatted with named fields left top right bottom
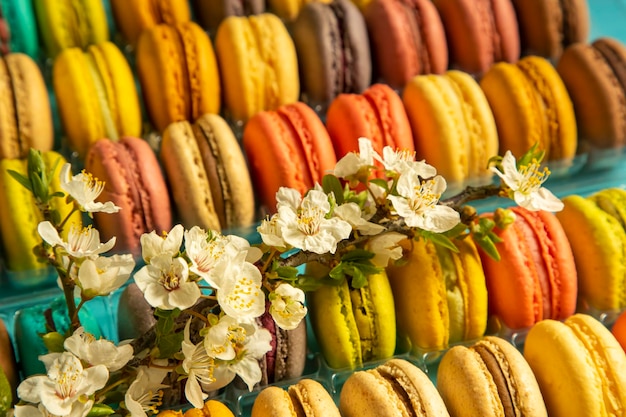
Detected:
left=290, top=0, right=372, bottom=111
left=192, top=0, right=265, bottom=35
left=557, top=37, right=626, bottom=149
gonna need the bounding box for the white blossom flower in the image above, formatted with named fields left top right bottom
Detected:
left=204, top=315, right=243, bottom=361
left=269, top=284, right=307, bottom=330
left=334, top=202, right=386, bottom=235
left=375, top=146, right=437, bottom=179
left=181, top=321, right=215, bottom=409
left=275, top=188, right=352, bottom=254
left=134, top=255, right=201, bottom=310
left=258, top=215, right=287, bottom=250
left=38, top=222, right=116, bottom=259
left=333, top=137, right=376, bottom=178
left=124, top=364, right=169, bottom=417
left=491, top=151, right=564, bottom=212
left=17, top=352, right=108, bottom=417
left=201, top=321, right=271, bottom=392
left=75, top=254, right=135, bottom=299
left=15, top=401, right=93, bottom=417
left=140, top=225, right=184, bottom=264
left=366, top=232, right=406, bottom=267
left=387, top=174, right=460, bottom=233
left=211, top=255, right=265, bottom=320
left=63, top=327, right=133, bottom=372
left=60, top=163, right=120, bottom=214
left=184, top=226, right=261, bottom=288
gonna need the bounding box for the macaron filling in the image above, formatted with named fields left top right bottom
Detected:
left=329, top=1, right=355, bottom=95
left=1, top=58, right=22, bottom=155
left=351, top=285, right=377, bottom=362
left=472, top=343, right=516, bottom=417
left=374, top=363, right=426, bottom=415
left=436, top=244, right=465, bottom=344
left=85, top=53, right=118, bottom=141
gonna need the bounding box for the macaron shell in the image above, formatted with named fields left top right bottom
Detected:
left=557, top=38, right=626, bottom=149
left=556, top=194, right=626, bottom=311
left=87, top=42, right=142, bottom=141
left=433, top=0, right=520, bottom=76
left=33, top=0, right=109, bottom=58
left=326, top=83, right=414, bottom=160
left=340, top=359, right=450, bottom=417
left=202, top=399, right=236, bottom=417
left=161, top=120, right=221, bottom=232
left=612, top=310, right=626, bottom=352
left=110, top=0, right=191, bottom=46
left=0, top=319, right=16, bottom=410
left=403, top=73, right=468, bottom=184
left=85, top=137, right=173, bottom=254
left=364, top=0, right=448, bottom=88
left=524, top=314, right=626, bottom=417
left=0, top=53, right=53, bottom=159
left=437, top=336, right=547, bottom=417
left=137, top=22, right=220, bottom=132
left=288, top=379, right=341, bottom=417
left=192, top=113, right=255, bottom=230
left=53, top=47, right=107, bottom=157
left=192, top=0, right=266, bottom=35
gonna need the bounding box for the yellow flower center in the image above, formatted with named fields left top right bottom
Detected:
left=410, top=179, right=440, bottom=214
left=518, top=160, right=550, bottom=194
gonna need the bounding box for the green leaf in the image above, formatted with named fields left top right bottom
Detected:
left=157, top=332, right=184, bottom=359
left=297, top=275, right=338, bottom=292
left=443, top=222, right=469, bottom=239
left=42, top=331, right=66, bottom=353
left=7, top=169, right=32, bottom=191
left=341, top=249, right=374, bottom=262
left=275, top=266, right=299, bottom=279
left=87, top=404, right=115, bottom=417
left=329, top=263, right=345, bottom=281
left=421, top=231, right=459, bottom=253
left=350, top=267, right=368, bottom=289
left=322, top=174, right=344, bottom=205
left=476, top=236, right=501, bottom=261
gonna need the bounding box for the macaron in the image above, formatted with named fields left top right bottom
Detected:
left=117, top=282, right=157, bottom=341
left=290, top=0, right=371, bottom=110
left=402, top=70, right=499, bottom=188
left=161, top=113, right=255, bottom=232
left=557, top=37, right=626, bottom=150
left=480, top=55, right=578, bottom=162
left=33, top=0, right=109, bottom=58
left=158, top=399, right=235, bottom=417
left=363, top=0, right=448, bottom=89
left=524, top=313, right=626, bottom=417
left=251, top=379, right=341, bottom=417
left=0, top=319, right=17, bottom=413
left=340, top=358, right=450, bottom=417
left=110, top=0, right=191, bottom=47
left=192, top=0, right=265, bottom=35
left=254, top=305, right=308, bottom=386
left=14, top=296, right=103, bottom=377
left=437, top=336, right=548, bottom=417
left=307, top=269, right=396, bottom=369
left=85, top=137, right=173, bottom=255
left=0, top=152, right=82, bottom=278
left=386, top=237, right=488, bottom=353
left=432, top=0, right=520, bottom=76
left=215, top=13, right=299, bottom=123
left=478, top=207, right=578, bottom=331
left=555, top=188, right=626, bottom=312
left=612, top=309, right=626, bottom=352
left=243, top=102, right=337, bottom=214
left=267, top=0, right=309, bottom=21
left=53, top=41, right=142, bottom=159
left=136, top=21, right=221, bottom=133
left=0, top=53, right=53, bottom=159
left=325, top=83, right=415, bottom=161
left=512, top=0, right=589, bottom=61
left=0, top=0, right=40, bottom=58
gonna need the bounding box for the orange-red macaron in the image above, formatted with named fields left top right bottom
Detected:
left=243, top=102, right=336, bottom=213
left=479, top=207, right=578, bottom=331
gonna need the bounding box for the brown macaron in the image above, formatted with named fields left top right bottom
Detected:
left=340, top=358, right=450, bottom=417
left=252, top=379, right=341, bottom=417
left=161, top=113, right=255, bottom=232
left=557, top=37, right=626, bottom=149
left=437, top=336, right=548, bottom=417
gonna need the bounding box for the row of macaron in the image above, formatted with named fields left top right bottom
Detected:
left=4, top=0, right=624, bottom=162
left=2, top=287, right=626, bottom=417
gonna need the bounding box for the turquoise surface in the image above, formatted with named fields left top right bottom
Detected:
left=0, top=0, right=40, bottom=60
left=589, top=0, right=626, bottom=43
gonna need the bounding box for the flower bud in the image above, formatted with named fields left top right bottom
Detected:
left=493, top=208, right=516, bottom=230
